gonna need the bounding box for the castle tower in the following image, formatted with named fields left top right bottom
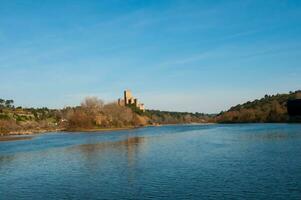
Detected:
left=124, top=90, right=133, bottom=105
left=134, top=98, right=139, bottom=107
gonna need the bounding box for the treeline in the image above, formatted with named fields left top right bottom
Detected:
left=62, top=98, right=212, bottom=130
left=0, top=99, right=14, bottom=108
left=0, top=97, right=150, bottom=135
left=0, top=96, right=213, bottom=135
left=144, top=110, right=214, bottom=124
left=215, top=90, right=301, bottom=123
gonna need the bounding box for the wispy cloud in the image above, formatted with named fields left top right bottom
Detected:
left=1, top=0, right=301, bottom=112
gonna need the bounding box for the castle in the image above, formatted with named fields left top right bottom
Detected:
left=118, top=90, right=145, bottom=111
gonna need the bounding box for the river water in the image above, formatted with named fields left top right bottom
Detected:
left=0, top=124, right=301, bottom=199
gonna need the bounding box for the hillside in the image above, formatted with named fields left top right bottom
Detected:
left=0, top=99, right=62, bottom=135
left=144, top=110, right=214, bottom=124
left=215, top=90, right=301, bottom=123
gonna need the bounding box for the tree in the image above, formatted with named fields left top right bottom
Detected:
left=81, top=97, right=104, bottom=114
left=65, top=97, right=106, bottom=129
left=0, top=99, right=4, bottom=108
left=66, top=108, right=94, bottom=129
left=103, top=103, right=134, bottom=127
left=5, top=100, right=14, bottom=108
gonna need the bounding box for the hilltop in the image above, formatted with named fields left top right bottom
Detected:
left=215, top=90, right=301, bottom=123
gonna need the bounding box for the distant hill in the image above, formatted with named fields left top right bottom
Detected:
left=216, top=90, right=301, bottom=123
left=144, top=110, right=215, bottom=124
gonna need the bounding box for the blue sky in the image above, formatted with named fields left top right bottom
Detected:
left=0, top=0, right=301, bottom=113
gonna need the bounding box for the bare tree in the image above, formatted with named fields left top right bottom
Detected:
left=81, top=97, right=104, bottom=112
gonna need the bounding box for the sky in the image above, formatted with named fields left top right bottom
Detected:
left=0, top=0, right=301, bottom=113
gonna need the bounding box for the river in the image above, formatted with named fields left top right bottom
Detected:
left=0, top=124, right=301, bottom=199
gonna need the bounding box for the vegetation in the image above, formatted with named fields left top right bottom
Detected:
left=0, top=99, right=14, bottom=108
left=0, top=97, right=151, bottom=135
left=64, top=97, right=148, bottom=130
left=1, top=90, right=300, bottom=135
left=144, top=110, right=214, bottom=124
left=215, top=90, right=301, bottom=123
left=0, top=101, right=60, bottom=135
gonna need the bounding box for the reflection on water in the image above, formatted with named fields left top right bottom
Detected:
left=70, top=136, right=146, bottom=171
left=237, top=126, right=301, bottom=141
left=245, top=132, right=301, bottom=140
left=0, top=124, right=301, bottom=200
left=74, top=136, right=145, bottom=153
left=0, top=154, right=15, bottom=168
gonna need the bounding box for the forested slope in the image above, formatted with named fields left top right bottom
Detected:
left=216, top=90, right=301, bottom=123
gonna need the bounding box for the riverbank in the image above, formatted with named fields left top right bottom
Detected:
left=0, top=128, right=64, bottom=137
left=0, top=122, right=214, bottom=140
left=0, top=135, right=33, bottom=142
left=65, top=126, right=139, bottom=132
left=0, top=126, right=140, bottom=139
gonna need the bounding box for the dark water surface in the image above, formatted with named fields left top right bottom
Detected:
left=1, top=124, right=301, bottom=200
